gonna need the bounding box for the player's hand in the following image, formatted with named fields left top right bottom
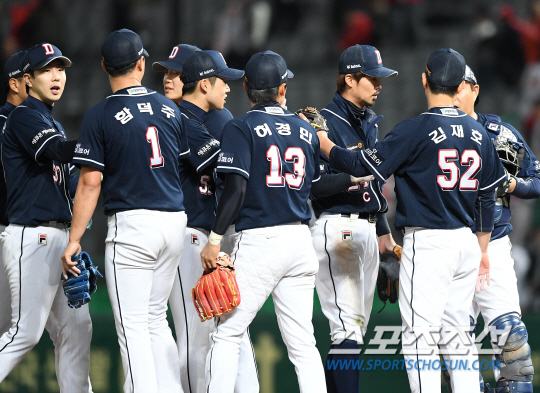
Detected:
left=508, top=176, right=517, bottom=193
left=351, top=175, right=375, bottom=184
left=476, top=252, right=490, bottom=292
left=62, top=241, right=82, bottom=279
left=378, top=233, right=397, bottom=254
left=317, top=130, right=335, bottom=158
left=200, top=242, right=220, bottom=272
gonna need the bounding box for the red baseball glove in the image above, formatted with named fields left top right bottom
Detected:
left=192, top=252, right=241, bottom=322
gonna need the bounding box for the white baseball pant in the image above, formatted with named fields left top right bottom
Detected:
left=471, top=235, right=521, bottom=381
left=0, top=224, right=93, bottom=392
left=169, top=225, right=258, bottom=393
left=311, top=213, right=379, bottom=343
left=105, top=210, right=186, bottom=393
left=400, top=227, right=480, bottom=393
left=205, top=223, right=326, bottom=393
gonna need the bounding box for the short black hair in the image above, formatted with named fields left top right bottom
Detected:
left=104, top=60, right=138, bottom=77
left=181, top=76, right=217, bottom=96
left=246, top=85, right=279, bottom=103
left=425, top=72, right=459, bottom=96
left=336, top=72, right=365, bottom=94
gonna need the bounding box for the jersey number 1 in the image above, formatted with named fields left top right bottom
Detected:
left=146, top=126, right=164, bottom=168
left=266, top=145, right=306, bottom=189
left=438, top=149, right=481, bottom=190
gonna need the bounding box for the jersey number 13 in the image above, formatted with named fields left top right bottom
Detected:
left=266, top=145, right=306, bottom=189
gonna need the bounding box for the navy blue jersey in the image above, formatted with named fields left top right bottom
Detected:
left=72, top=86, right=190, bottom=216
left=1, top=96, right=72, bottom=226
left=331, top=106, right=506, bottom=231
left=474, top=113, right=540, bottom=240
left=0, top=102, right=17, bottom=225
left=217, top=102, right=320, bottom=231
left=202, top=107, right=234, bottom=142
left=178, top=101, right=222, bottom=230
left=312, top=93, right=387, bottom=216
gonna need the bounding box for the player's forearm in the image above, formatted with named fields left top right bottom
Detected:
left=329, top=145, right=372, bottom=178
left=310, top=173, right=352, bottom=198
left=476, top=231, right=491, bottom=254
left=376, top=213, right=391, bottom=237
left=511, top=176, right=540, bottom=199
left=211, top=173, right=247, bottom=238
left=69, top=167, right=101, bottom=243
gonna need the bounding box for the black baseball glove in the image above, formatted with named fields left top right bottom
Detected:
left=377, top=245, right=402, bottom=306
left=295, top=107, right=329, bottom=132
left=62, top=252, right=103, bottom=309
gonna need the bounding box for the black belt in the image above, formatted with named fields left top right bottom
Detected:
left=39, top=221, right=70, bottom=228
left=340, top=212, right=378, bottom=223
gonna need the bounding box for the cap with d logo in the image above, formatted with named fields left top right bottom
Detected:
left=338, top=45, right=397, bottom=77
left=22, top=43, right=72, bottom=73
left=152, top=44, right=201, bottom=72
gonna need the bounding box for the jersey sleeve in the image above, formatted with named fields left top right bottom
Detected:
left=72, top=106, right=105, bottom=170
left=183, top=118, right=221, bottom=173
left=479, top=140, right=506, bottom=192
left=216, top=120, right=252, bottom=179
left=329, top=119, right=415, bottom=182
left=176, top=109, right=191, bottom=159
left=10, top=108, right=64, bottom=164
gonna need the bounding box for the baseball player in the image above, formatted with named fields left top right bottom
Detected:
left=199, top=50, right=326, bottom=393
left=309, top=44, right=398, bottom=393
left=317, top=48, right=507, bottom=393
left=454, top=66, right=538, bottom=393
left=61, top=29, right=190, bottom=393
left=153, top=45, right=259, bottom=393
left=0, top=44, right=93, bottom=392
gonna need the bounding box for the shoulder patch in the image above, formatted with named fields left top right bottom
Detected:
left=440, top=108, right=458, bottom=116
left=127, top=87, right=148, bottom=95
left=487, top=123, right=499, bottom=131
left=265, top=107, right=284, bottom=114
left=346, top=141, right=363, bottom=151
left=217, top=152, right=234, bottom=164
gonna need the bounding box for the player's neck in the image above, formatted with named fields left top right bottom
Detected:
left=426, top=93, right=455, bottom=110
left=182, top=94, right=209, bottom=112
left=6, top=93, right=24, bottom=107
left=109, top=75, right=143, bottom=94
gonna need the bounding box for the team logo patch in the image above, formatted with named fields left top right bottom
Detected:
left=342, top=231, right=352, bottom=241
left=191, top=234, right=200, bottom=245
left=265, top=107, right=284, bottom=114
left=487, top=123, right=499, bottom=131
left=127, top=87, right=147, bottom=95
left=440, top=108, right=458, bottom=116
left=197, top=139, right=220, bottom=158
left=217, top=152, right=234, bottom=164
left=38, top=234, right=47, bottom=245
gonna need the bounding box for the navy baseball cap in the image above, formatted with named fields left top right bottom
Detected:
left=244, top=51, right=294, bottom=90
left=102, top=28, right=149, bottom=68
left=182, top=50, right=244, bottom=83
left=338, top=45, right=397, bottom=77
left=22, top=43, right=71, bottom=73
left=152, top=44, right=201, bottom=72
left=4, top=50, right=27, bottom=86
left=425, top=48, right=466, bottom=87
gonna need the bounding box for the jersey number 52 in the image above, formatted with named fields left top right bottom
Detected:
left=438, top=149, right=480, bottom=191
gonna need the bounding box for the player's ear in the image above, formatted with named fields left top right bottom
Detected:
left=421, top=72, right=428, bottom=89
left=23, top=73, right=32, bottom=89
left=474, top=84, right=480, bottom=100
left=101, top=60, right=107, bottom=74
left=344, top=74, right=354, bottom=89
left=278, top=83, right=287, bottom=98
left=456, top=80, right=466, bottom=95
left=8, top=78, right=17, bottom=94
left=200, top=79, right=210, bottom=94
left=243, top=81, right=247, bottom=93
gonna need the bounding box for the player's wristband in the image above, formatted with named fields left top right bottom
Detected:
left=208, top=231, right=223, bottom=246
